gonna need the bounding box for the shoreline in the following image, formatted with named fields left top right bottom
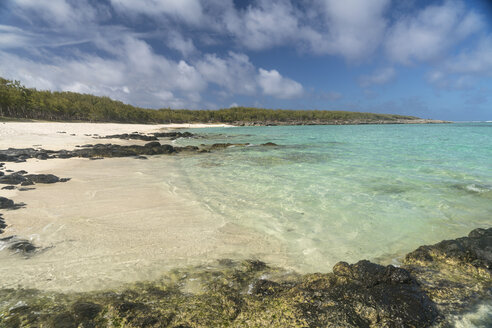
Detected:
left=0, top=122, right=490, bottom=326
left=0, top=228, right=490, bottom=327
left=0, top=122, right=287, bottom=292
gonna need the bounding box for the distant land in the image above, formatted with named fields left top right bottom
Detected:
left=0, top=77, right=448, bottom=125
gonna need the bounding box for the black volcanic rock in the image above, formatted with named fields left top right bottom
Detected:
left=152, top=131, right=195, bottom=139
left=0, top=197, right=15, bottom=209
left=405, top=228, right=492, bottom=274
left=98, top=133, right=158, bottom=141
left=0, top=148, right=56, bottom=162
left=67, top=142, right=176, bottom=158
left=0, top=196, right=24, bottom=210
left=0, top=173, right=26, bottom=185
left=0, top=228, right=491, bottom=327
left=403, top=227, right=492, bottom=315
left=0, top=172, right=70, bottom=185
left=283, top=260, right=439, bottom=327
left=24, top=174, right=60, bottom=184
left=0, top=214, right=6, bottom=234
left=0, top=236, right=37, bottom=254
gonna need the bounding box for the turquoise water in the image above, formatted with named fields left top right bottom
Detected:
left=173, top=123, right=491, bottom=272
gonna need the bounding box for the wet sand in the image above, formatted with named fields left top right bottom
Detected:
left=0, top=123, right=286, bottom=292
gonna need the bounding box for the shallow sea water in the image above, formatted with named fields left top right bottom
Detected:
left=173, top=123, right=492, bottom=272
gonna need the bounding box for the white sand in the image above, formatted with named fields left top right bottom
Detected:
left=0, top=122, right=286, bottom=292
left=0, top=122, right=233, bottom=150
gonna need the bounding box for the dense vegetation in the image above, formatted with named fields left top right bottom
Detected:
left=0, top=77, right=418, bottom=124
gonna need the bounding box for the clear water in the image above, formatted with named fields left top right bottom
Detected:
left=173, top=123, right=492, bottom=272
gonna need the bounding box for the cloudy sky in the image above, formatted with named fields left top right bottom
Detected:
left=1, top=0, right=491, bottom=120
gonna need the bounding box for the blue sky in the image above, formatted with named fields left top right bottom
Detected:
left=0, top=0, right=491, bottom=120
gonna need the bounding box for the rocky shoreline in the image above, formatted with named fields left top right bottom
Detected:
left=0, top=228, right=489, bottom=327
left=0, top=131, right=277, bottom=163
left=0, top=131, right=278, bottom=255
left=0, top=129, right=490, bottom=327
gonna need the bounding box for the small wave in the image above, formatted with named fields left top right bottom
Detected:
left=452, top=301, right=492, bottom=328
left=452, top=183, right=492, bottom=194
left=465, top=184, right=491, bottom=193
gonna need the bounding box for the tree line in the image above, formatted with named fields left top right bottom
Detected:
left=0, top=77, right=418, bottom=124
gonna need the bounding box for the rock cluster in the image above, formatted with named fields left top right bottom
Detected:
left=99, top=131, right=195, bottom=141
left=0, top=140, right=278, bottom=162
left=0, top=167, right=70, bottom=256
left=0, top=171, right=70, bottom=186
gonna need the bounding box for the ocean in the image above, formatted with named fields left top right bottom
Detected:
left=173, top=122, right=492, bottom=272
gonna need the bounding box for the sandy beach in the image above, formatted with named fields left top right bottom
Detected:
left=0, top=122, right=286, bottom=292
left=0, top=122, right=234, bottom=150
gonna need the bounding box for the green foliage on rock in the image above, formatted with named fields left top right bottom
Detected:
left=0, top=77, right=418, bottom=124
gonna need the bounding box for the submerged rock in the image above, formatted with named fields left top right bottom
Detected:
left=98, top=133, right=158, bottom=141
left=0, top=214, right=6, bottom=234
left=153, top=131, right=195, bottom=139
left=0, top=236, right=37, bottom=254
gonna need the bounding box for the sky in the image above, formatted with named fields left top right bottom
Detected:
left=0, top=0, right=491, bottom=121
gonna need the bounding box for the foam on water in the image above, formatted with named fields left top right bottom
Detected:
left=453, top=301, right=492, bottom=328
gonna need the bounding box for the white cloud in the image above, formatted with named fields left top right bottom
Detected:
left=257, top=68, right=303, bottom=99
left=110, top=0, right=203, bottom=24
left=0, top=25, right=32, bottom=48
left=0, top=29, right=303, bottom=110
left=196, top=52, right=257, bottom=95
left=359, top=67, right=396, bottom=87
left=217, top=0, right=390, bottom=60
left=307, top=0, right=390, bottom=60
left=12, top=0, right=99, bottom=26
left=426, top=35, right=492, bottom=89
left=223, top=0, right=301, bottom=50
left=167, top=32, right=196, bottom=57
left=385, top=0, right=483, bottom=64
left=444, top=36, right=492, bottom=75
left=0, top=35, right=207, bottom=109
left=426, top=71, right=474, bottom=90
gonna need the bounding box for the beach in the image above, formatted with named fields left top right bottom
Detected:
left=0, top=122, right=490, bottom=327
left=0, top=122, right=288, bottom=292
